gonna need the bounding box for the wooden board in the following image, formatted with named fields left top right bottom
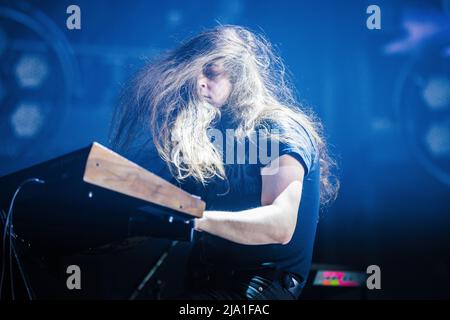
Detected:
left=83, top=142, right=205, bottom=218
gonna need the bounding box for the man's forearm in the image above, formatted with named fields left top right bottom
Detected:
left=194, top=204, right=292, bottom=245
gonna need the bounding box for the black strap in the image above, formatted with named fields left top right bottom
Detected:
left=284, top=274, right=304, bottom=298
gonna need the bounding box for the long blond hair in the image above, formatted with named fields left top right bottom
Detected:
left=110, top=25, right=339, bottom=205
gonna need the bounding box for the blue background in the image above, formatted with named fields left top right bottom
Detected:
left=1, top=0, right=450, bottom=298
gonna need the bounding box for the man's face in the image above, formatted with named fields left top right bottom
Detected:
left=197, top=62, right=232, bottom=108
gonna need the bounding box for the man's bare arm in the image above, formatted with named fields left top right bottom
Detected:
left=194, top=154, right=305, bottom=245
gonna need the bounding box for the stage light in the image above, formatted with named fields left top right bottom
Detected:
left=384, top=9, right=450, bottom=55
left=10, top=102, right=44, bottom=138
left=425, top=119, right=450, bottom=157
left=395, top=36, right=450, bottom=186
left=0, top=3, right=76, bottom=175
left=15, top=54, right=49, bottom=88
left=422, top=76, right=450, bottom=111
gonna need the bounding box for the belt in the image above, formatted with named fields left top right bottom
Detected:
left=193, top=268, right=304, bottom=298
left=285, top=273, right=303, bottom=298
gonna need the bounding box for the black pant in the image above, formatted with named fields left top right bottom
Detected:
left=178, top=268, right=304, bottom=300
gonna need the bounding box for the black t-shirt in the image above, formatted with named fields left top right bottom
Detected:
left=181, top=114, right=321, bottom=283
left=118, top=114, right=320, bottom=283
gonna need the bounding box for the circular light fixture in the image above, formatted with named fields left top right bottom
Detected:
left=15, top=53, right=49, bottom=88
left=395, top=36, right=450, bottom=185
left=422, top=76, right=450, bottom=111
left=10, top=102, right=45, bottom=138
left=0, top=3, right=77, bottom=173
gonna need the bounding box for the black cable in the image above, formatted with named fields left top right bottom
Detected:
left=128, top=240, right=178, bottom=300
left=0, top=209, right=4, bottom=225
left=10, top=232, right=35, bottom=300
left=9, top=226, right=13, bottom=300
left=0, top=178, right=45, bottom=300
left=1, top=209, right=10, bottom=299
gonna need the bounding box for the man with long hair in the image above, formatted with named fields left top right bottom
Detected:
left=109, top=25, right=338, bottom=300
